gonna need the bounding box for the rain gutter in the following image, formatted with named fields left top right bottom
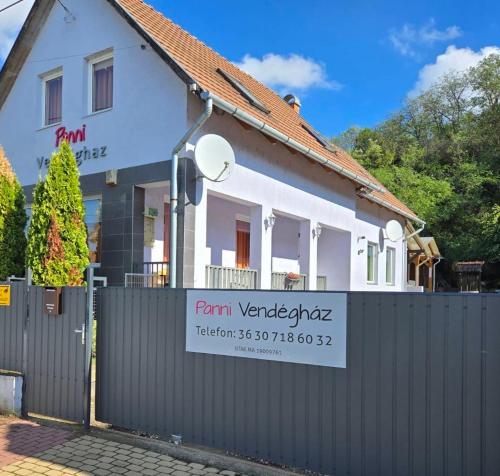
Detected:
left=201, top=91, right=386, bottom=194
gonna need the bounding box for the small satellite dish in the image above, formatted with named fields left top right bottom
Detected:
left=385, top=220, right=403, bottom=242
left=194, top=134, right=235, bottom=182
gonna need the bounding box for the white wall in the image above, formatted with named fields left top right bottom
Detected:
left=206, top=194, right=251, bottom=268
left=317, top=227, right=351, bottom=290
left=0, top=0, right=188, bottom=186
left=143, top=187, right=167, bottom=262
left=191, top=100, right=407, bottom=291
left=272, top=215, right=300, bottom=273
left=350, top=199, right=406, bottom=291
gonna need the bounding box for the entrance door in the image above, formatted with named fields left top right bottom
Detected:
left=25, top=286, right=87, bottom=423
left=236, top=220, right=250, bottom=269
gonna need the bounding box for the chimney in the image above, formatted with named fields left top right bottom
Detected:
left=283, top=94, right=301, bottom=114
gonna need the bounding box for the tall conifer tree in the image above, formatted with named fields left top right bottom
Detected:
left=27, top=142, right=89, bottom=285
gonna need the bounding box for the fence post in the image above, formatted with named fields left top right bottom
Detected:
left=83, top=266, right=94, bottom=429
left=21, top=272, right=31, bottom=417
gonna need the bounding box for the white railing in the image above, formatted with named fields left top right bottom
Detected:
left=205, top=265, right=258, bottom=289
left=271, top=272, right=307, bottom=290
left=317, top=275, right=327, bottom=291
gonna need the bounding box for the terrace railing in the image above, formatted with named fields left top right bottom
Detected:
left=271, top=272, right=307, bottom=291
left=317, top=275, right=327, bottom=291
left=129, top=262, right=169, bottom=288
left=205, top=265, right=258, bottom=289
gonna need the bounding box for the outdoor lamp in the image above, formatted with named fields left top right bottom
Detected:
left=265, top=213, right=276, bottom=230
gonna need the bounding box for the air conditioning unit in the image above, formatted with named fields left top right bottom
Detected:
left=105, top=169, right=118, bottom=185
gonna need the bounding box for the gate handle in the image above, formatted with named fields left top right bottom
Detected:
left=74, top=325, right=85, bottom=345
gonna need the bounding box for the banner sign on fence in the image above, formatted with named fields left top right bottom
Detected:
left=0, top=285, right=11, bottom=306
left=186, top=290, right=347, bottom=368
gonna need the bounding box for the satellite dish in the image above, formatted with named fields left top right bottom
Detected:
left=194, top=134, right=235, bottom=182
left=385, top=220, right=403, bottom=242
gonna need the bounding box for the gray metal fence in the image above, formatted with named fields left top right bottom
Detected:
left=95, top=289, right=500, bottom=476
left=0, top=282, right=26, bottom=373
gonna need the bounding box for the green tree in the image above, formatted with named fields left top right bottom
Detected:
left=0, top=147, right=27, bottom=279
left=27, top=142, right=89, bottom=286
left=333, top=53, right=500, bottom=286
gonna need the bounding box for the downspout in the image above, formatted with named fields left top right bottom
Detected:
left=169, top=92, right=213, bottom=288
left=403, top=222, right=425, bottom=290
left=432, top=257, right=442, bottom=292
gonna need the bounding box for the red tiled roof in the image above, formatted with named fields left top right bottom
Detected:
left=113, top=0, right=420, bottom=221
left=0, top=0, right=420, bottom=221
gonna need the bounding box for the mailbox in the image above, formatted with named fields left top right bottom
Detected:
left=43, top=287, right=63, bottom=315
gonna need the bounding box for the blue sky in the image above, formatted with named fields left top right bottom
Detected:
left=1, top=0, right=499, bottom=136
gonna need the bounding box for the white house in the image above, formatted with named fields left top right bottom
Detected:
left=0, top=0, right=425, bottom=291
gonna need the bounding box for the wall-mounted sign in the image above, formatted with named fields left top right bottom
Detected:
left=144, top=207, right=158, bottom=218
left=186, top=290, right=347, bottom=368
left=55, top=125, right=86, bottom=147
left=36, top=124, right=108, bottom=170
left=0, top=285, right=11, bottom=306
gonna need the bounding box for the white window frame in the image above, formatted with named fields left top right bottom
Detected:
left=87, top=50, right=113, bottom=114
left=386, top=247, right=396, bottom=286
left=367, top=242, right=378, bottom=284
left=41, top=68, right=63, bottom=127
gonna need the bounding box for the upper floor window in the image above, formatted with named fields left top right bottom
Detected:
left=42, top=71, right=62, bottom=126
left=386, top=247, right=396, bottom=285
left=367, top=242, right=378, bottom=284
left=90, top=53, right=113, bottom=113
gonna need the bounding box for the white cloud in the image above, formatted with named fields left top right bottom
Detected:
left=410, top=45, right=500, bottom=96
left=234, top=53, right=341, bottom=93
left=389, top=19, right=462, bottom=58
left=0, top=0, right=34, bottom=60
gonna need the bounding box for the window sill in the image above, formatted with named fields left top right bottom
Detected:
left=367, top=281, right=378, bottom=285
left=84, top=108, right=113, bottom=118
left=36, top=122, right=62, bottom=132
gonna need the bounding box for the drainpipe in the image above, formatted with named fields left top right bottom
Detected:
left=432, top=257, right=442, bottom=292
left=403, top=222, right=425, bottom=289
left=170, top=93, right=213, bottom=288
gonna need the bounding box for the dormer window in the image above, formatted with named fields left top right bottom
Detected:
left=88, top=51, right=113, bottom=113
left=217, top=68, right=270, bottom=114
left=301, top=124, right=336, bottom=152
left=42, top=70, right=62, bottom=126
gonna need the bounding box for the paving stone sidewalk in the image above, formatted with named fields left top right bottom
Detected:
left=0, top=418, right=241, bottom=476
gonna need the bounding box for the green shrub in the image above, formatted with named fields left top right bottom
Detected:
left=0, top=147, right=27, bottom=280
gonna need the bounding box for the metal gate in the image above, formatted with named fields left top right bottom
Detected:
left=25, top=286, right=87, bottom=423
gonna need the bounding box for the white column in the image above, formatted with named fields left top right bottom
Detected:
left=299, top=220, right=318, bottom=290
left=193, top=179, right=208, bottom=288
left=250, top=205, right=273, bottom=289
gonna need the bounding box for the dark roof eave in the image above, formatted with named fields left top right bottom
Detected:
left=0, top=0, right=56, bottom=109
